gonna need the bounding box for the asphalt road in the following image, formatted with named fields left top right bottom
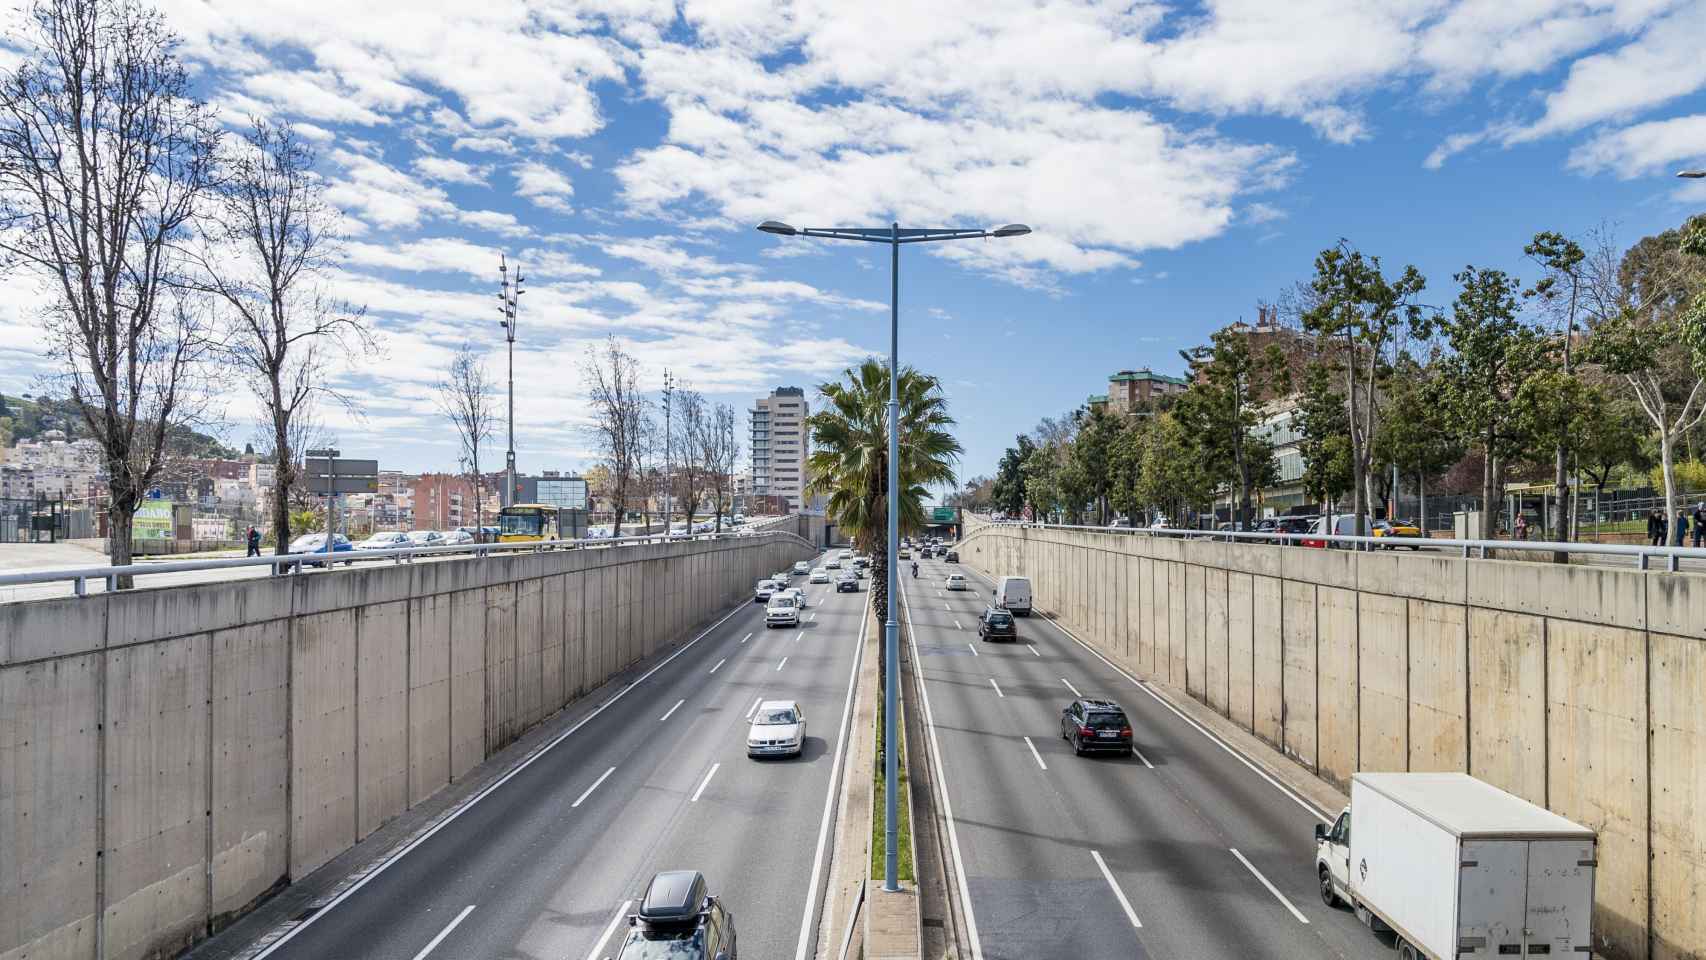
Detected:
left=902, top=552, right=1391, bottom=960
left=246, top=549, right=862, bottom=960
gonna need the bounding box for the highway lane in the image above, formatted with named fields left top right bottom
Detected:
left=247, top=549, right=862, bottom=960
left=903, top=550, right=1386, bottom=960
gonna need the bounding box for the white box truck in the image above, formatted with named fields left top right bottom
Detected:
left=1315, top=772, right=1596, bottom=960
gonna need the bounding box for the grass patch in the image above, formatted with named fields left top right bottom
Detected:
left=870, top=699, right=915, bottom=884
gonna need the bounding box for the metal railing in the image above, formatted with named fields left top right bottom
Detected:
left=981, top=520, right=1706, bottom=572
left=0, top=526, right=813, bottom=599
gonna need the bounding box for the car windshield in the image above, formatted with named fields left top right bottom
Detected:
left=770, top=596, right=795, bottom=608
left=619, top=927, right=704, bottom=959
left=1084, top=712, right=1127, bottom=730
left=756, top=708, right=797, bottom=724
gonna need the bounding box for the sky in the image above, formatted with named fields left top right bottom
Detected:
left=1, top=0, right=1704, bottom=488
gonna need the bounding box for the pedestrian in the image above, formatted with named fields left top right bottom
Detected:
left=1648, top=510, right=1665, bottom=547
left=246, top=525, right=261, bottom=557
left=1514, top=513, right=1528, bottom=541
left=1675, top=511, right=1689, bottom=548
left=1694, top=503, right=1705, bottom=549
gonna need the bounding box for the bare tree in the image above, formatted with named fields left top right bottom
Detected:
left=436, top=344, right=497, bottom=540
left=632, top=407, right=658, bottom=531
left=675, top=385, right=706, bottom=524
left=192, top=116, right=373, bottom=555
left=0, top=0, right=223, bottom=578
left=702, top=402, right=740, bottom=531
left=250, top=400, right=332, bottom=535
left=582, top=335, right=646, bottom=536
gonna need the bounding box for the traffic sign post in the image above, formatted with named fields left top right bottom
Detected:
left=304, top=451, right=378, bottom=554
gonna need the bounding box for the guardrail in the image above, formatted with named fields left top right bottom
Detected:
left=0, top=527, right=812, bottom=598
left=984, top=520, right=1706, bottom=572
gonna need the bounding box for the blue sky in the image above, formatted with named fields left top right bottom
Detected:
left=1, top=0, right=1703, bottom=488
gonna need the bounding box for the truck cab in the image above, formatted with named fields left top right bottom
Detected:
left=1315, top=807, right=1354, bottom=913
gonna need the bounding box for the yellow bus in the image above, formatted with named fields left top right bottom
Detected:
left=499, top=503, right=568, bottom=543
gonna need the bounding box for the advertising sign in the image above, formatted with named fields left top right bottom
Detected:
left=133, top=500, right=174, bottom=541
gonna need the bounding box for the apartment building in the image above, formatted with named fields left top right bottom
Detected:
left=749, top=386, right=810, bottom=512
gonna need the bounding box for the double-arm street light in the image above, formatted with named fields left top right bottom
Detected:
left=757, top=219, right=1030, bottom=893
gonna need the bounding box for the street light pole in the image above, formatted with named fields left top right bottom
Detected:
left=663, top=369, right=675, bottom=533
left=756, top=218, right=1030, bottom=893
left=498, top=256, right=525, bottom=515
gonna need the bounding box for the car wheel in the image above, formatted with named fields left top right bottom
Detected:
left=1072, top=736, right=1084, bottom=757
left=1319, top=867, right=1340, bottom=907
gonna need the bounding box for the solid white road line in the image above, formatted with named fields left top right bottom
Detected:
left=741, top=632, right=753, bottom=644
left=776, top=656, right=788, bottom=671
left=793, top=595, right=868, bottom=960
left=899, top=579, right=984, bottom=960
left=989, top=678, right=1005, bottom=698
left=250, top=590, right=758, bottom=958
left=659, top=699, right=685, bottom=722
left=584, top=899, right=632, bottom=960
left=1027, top=644, right=1040, bottom=657
left=690, top=763, right=721, bottom=802
left=409, top=904, right=475, bottom=960
left=571, top=766, right=616, bottom=808
left=1091, top=851, right=1143, bottom=929
left=1023, top=736, right=1048, bottom=771
left=966, top=642, right=979, bottom=657
left=745, top=696, right=763, bottom=720
left=953, top=618, right=963, bottom=630
left=1230, top=848, right=1310, bottom=923
left=1036, top=613, right=1331, bottom=822
left=1133, top=747, right=1155, bottom=769
left=1061, top=677, right=1082, bottom=697
left=795, top=630, right=804, bottom=644
left=709, top=657, right=727, bottom=675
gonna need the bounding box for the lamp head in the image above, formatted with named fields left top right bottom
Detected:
left=991, top=224, right=1032, bottom=238
left=1678, top=170, right=1706, bottom=179
left=757, top=220, right=798, bottom=236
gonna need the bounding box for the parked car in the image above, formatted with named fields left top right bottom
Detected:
left=438, top=528, right=475, bottom=545
left=836, top=572, right=860, bottom=593
left=747, top=700, right=805, bottom=759
left=765, top=591, right=801, bottom=628
left=406, top=529, right=445, bottom=547
left=754, top=579, right=780, bottom=602
left=287, top=533, right=354, bottom=566
left=809, top=567, right=830, bottom=583
left=356, top=531, right=410, bottom=550
left=1372, top=519, right=1424, bottom=549
left=945, top=573, right=968, bottom=591
left=1275, top=516, right=1317, bottom=544
left=1060, top=698, right=1133, bottom=756
left=613, top=870, right=737, bottom=960
left=945, top=550, right=959, bottom=562
left=977, top=607, right=1016, bottom=642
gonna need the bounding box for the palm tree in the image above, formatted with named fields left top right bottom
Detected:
left=806, top=359, right=962, bottom=620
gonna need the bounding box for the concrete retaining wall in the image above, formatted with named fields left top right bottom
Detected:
left=959, top=524, right=1705, bottom=960
left=0, top=533, right=812, bottom=960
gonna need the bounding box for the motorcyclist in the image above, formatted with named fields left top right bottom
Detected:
left=911, top=561, right=918, bottom=578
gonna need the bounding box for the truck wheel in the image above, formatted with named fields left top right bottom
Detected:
left=1318, top=867, right=1339, bottom=907
left=1396, top=939, right=1418, bottom=960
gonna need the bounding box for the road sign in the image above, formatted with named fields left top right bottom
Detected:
left=304, top=457, right=379, bottom=494
left=929, top=506, right=958, bottom=524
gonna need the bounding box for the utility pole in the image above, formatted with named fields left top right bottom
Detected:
left=662, top=369, right=674, bottom=532
left=498, top=255, right=525, bottom=515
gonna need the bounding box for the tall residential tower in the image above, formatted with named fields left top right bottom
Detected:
left=749, top=386, right=809, bottom=512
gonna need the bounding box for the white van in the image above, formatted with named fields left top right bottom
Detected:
left=993, top=576, right=1032, bottom=616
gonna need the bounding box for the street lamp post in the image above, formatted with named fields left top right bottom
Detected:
left=498, top=256, right=526, bottom=516
left=757, top=218, right=1030, bottom=893
left=1678, top=170, right=1706, bottom=179
left=663, top=369, right=675, bottom=532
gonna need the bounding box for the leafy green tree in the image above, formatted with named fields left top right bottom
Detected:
left=1526, top=231, right=1589, bottom=548
left=1175, top=329, right=1283, bottom=529
left=805, top=359, right=961, bottom=620
left=1573, top=388, right=1648, bottom=507
left=1374, top=355, right=1462, bottom=529
left=1069, top=408, right=1120, bottom=524
left=1108, top=417, right=1147, bottom=522
left=1022, top=443, right=1060, bottom=522
left=1585, top=214, right=1706, bottom=534
left=1135, top=412, right=1213, bottom=524
left=990, top=435, right=1035, bottom=517
left=1429, top=266, right=1549, bottom=539
left=1296, top=362, right=1353, bottom=512
left=1302, top=243, right=1428, bottom=537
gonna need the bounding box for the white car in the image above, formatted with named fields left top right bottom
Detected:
left=357, top=531, right=410, bottom=550
left=809, top=567, right=830, bottom=583
left=946, top=573, right=969, bottom=591
left=792, top=560, right=810, bottom=575
left=825, top=558, right=841, bottom=569
left=754, top=579, right=780, bottom=602
left=747, top=700, right=805, bottom=758
left=438, top=528, right=474, bottom=545
left=406, top=530, right=444, bottom=547
left=765, top=591, right=801, bottom=627
left=838, top=549, right=853, bottom=560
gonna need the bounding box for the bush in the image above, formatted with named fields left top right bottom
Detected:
left=1647, top=460, right=1706, bottom=495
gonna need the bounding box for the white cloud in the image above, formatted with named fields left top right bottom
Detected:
left=513, top=161, right=576, bottom=213
left=413, top=155, right=489, bottom=185
left=1568, top=114, right=1706, bottom=177
left=343, top=237, right=502, bottom=278
left=322, top=150, right=453, bottom=228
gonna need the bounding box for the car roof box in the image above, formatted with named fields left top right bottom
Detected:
left=637, top=870, right=707, bottom=925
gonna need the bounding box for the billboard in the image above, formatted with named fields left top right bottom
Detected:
left=535, top=476, right=589, bottom=510
left=929, top=506, right=958, bottom=524
left=133, top=500, right=174, bottom=541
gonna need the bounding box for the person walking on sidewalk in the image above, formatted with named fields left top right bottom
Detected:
left=1693, top=503, right=1705, bottom=548
left=1648, top=510, right=1666, bottom=547
left=1675, top=511, right=1690, bottom=547
left=246, top=525, right=262, bottom=557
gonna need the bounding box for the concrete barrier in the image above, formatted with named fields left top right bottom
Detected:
left=0, top=532, right=813, bottom=960
left=958, top=524, right=1705, bottom=960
